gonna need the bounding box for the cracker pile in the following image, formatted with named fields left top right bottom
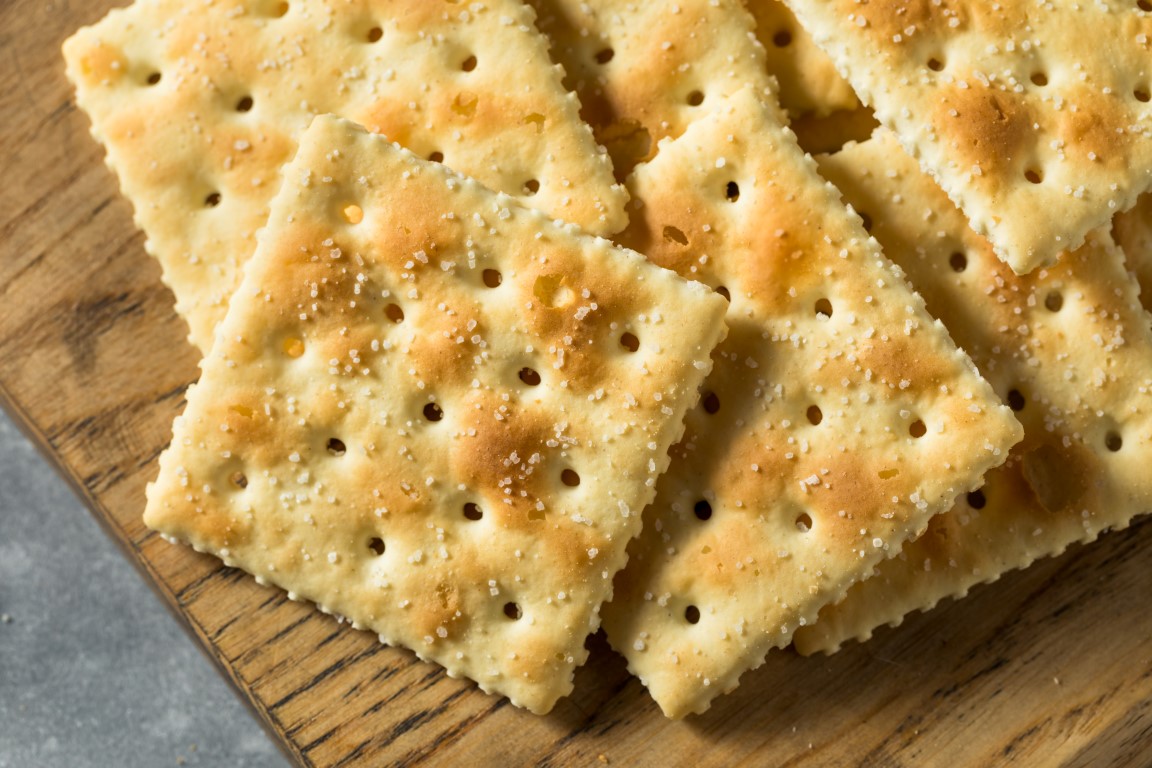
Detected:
left=65, top=0, right=1151, bottom=719
left=603, top=87, right=1018, bottom=718
left=794, top=131, right=1152, bottom=654
left=63, top=0, right=628, bottom=353
left=144, top=115, right=727, bottom=713
left=782, top=0, right=1152, bottom=273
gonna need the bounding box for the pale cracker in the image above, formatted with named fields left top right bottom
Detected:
left=143, top=115, right=727, bottom=714
left=1112, top=192, right=1152, bottom=315
left=781, top=0, right=1152, bottom=274
left=599, top=88, right=1021, bottom=718
left=795, top=131, right=1152, bottom=654
left=525, top=0, right=772, bottom=180
left=64, top=0, right=628, bottom=353
left=745, top=0, right=859, bottom=117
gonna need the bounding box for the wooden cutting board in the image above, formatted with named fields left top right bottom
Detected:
left=3, top=2, right=1151, bottom=765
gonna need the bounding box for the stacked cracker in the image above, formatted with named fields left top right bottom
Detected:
left=63, top=0, right=1150, bottom=719
left=63, top=0, right=629, bottom=353
left=64, top=0, right=728, bottom=714
left=794, top=132, right=1152, bottom=654
left=738, top=2, right=1152, bottom=658
left=143, top=114, right=728, bottom=713
left=781, top=0, right=1152, bottom=273
left=528, top=0, right=1017, bottom=717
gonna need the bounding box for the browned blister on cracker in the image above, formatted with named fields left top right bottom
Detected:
left=63, top=0, right=627, bottom=353
left=143, top=115, right=727, bottom=714
left=599, top=89, right=1021, bottom=718
left=793, top=131, right=1152, bottom=654
left=782, top=0, right=1152, bottom=274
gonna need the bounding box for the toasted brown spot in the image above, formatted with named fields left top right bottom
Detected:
left=934, top=83, right=1031, bottom=173
left=342, top=204, right=364, bottom=224
left=282, top=337, right=305, bottom=358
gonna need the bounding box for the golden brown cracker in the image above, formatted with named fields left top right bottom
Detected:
left=599, top=90, right=1020, bottom=718
left=144, top=115, right=727, bottom=714
left=795, top=131, right=1152, bottom=654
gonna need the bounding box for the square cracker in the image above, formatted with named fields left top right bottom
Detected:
left=143, top=115, right=727, bottom=714
left=599, top=88, right=1021, bottom=718
left=64, top=0, right=628, bottom=353
left=781, top=0, right=1152, bottom=274
left=794, top=131, right=1152, bottom=654
left=525, top=0, right=773, bottom=180
left=1112, top=192, right=1152, bottom=315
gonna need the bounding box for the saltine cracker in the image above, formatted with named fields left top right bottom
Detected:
left=782, top=0, right=1152, bottom=274
left=793, top=131, right=1152, bottom=654
left=599, top=89, right=1021, bottom=718
left=144, top=115, right=727, bottom=714
left=64, top=0, right=628, bottom=353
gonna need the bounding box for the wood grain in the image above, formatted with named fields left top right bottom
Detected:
left=2, top=2, right=1151, bottom=766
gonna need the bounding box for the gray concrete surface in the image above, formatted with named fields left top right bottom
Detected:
left=0, top=408, right=290, bottom=768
